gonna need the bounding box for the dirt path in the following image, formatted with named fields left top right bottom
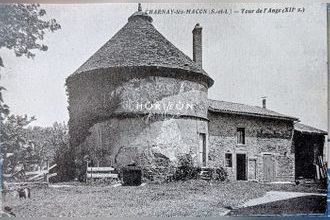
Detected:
left=239, top=191, right=326, bottom=208
left=227, top=194, right=326, bottom=216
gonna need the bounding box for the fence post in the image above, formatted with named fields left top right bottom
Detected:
left=46, top=161, right=50, bottom=184
left=0, top=157, right=3, bottom=210
left=86, top=161, right=88, bottom=182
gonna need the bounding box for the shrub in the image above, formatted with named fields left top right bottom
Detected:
left=212, top=167, right=228, bottom=181
left=174, top=166, right=201, bottom=181
left=51, top=143, right=76, bottom=183
left=173, top=154, right=201, bottom=181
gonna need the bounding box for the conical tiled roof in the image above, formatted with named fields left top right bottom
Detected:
left=71, top=8, right=214, bottom=87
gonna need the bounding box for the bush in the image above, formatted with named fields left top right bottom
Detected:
left=51, top=144, right=76, bottom=183
left=174, top=166, right=201, bottom=181
left=171, top=154, right=228, bottom=182
left=173, top=154, right=201, bottom=181
left=212, top=167, right=228, bottom=181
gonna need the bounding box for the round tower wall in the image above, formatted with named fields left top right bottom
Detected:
left=67, top=70, right=209, bottom=180
left=67, top=70, right=209, bottom=121
left=81, top=116, right=208, bottom=181
left=67, top=69, right=209, bottom=146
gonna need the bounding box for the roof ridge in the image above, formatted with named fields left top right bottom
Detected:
left=208, top=98, right=263, bottom=108
left=208, top=98, right=298, bottom=121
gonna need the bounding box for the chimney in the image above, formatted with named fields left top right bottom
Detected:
left=192, top=23, right=203, bottom=68
left=261, top=97, right=267, bottom=109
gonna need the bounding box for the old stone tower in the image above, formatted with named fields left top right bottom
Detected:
left=66, top=5, right=214, bottom=179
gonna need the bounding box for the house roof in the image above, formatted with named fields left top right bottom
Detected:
left=294, top=123, right=327, bottom=135
left=208, top=99, right=298, bottom=121
left=70, top=8, right=214, bottom=87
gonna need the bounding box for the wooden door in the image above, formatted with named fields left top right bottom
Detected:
left=263, top=154, right=274, bottom=182
left=199, top=133, right=206, bottom=167
left=248, top=159, right=257, bottom=180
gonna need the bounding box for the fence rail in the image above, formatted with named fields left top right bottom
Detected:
left=86, top=166, right=118, bottom=180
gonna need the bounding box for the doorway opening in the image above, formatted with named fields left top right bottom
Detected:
left=236, top=154, right=247, bottom=180
left=199, top=133, right=206, bottom=167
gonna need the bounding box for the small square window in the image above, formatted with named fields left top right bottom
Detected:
left=225, top=153, right=232, bottom=167
left=237, top=128, right=245, bottom=145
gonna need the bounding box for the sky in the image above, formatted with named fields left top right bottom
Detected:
left=1, top=3, right=328, bottom=131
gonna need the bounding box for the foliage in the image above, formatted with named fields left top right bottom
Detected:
left=0, top=114, right=36, bottom=174
left=0, top=4, right=61, bottom=118
left=23, top=122, right=75, bottom=182
left=172, top=154, right=228, bottom=182
left=0, top=4, right=62, bottom=180
left=0, top=112, right=74, bottom=182
left=212, top=167, right=228, bottom=181
left=24, top=122, right=67, bottom=164
left=48, top=122, right=75, bottom=182
left=173, top=154, right=201, bottom=181
left=0, top=86, right=9, bottom=118
left=52, top=135, right=75, bottom=182
left=0, top=4, right=61, bottom=67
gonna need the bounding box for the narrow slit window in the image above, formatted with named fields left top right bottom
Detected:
left=237, top=128, right=245, bottom=145
left=225, top=153, right=232, bottom=167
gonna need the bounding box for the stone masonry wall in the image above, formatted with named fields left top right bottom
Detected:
left=67, top=71, right=209, bottom=151
left=79, top=117, right=208, bottom=181
left=208, top=112, right=295, bottom=182
left=71, top=73, right=209, bottom=181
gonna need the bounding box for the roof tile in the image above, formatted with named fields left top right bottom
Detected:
left=294, top=123, right=327, bottom=135
left=71, top=11, right=213, bottom=87
left=208, top=99, right=298, bottom=121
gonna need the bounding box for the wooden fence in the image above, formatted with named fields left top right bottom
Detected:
left=315, top=156, right=327, bottom=181
left=86, top=166, right=118, bottom=180
left=3, top=163, right=57, bottom=184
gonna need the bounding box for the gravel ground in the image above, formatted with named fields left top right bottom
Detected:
left=2, top=180, right=324, bottom=217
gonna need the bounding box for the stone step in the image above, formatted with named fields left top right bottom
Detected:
left=199, top=168, right=213, bottom=181
left=200, top=176, right=211, bottom=181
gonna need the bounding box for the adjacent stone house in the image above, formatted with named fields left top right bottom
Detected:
left=66, top=5, right=327, bottom=183
left=207, top=100, right=298, bottom=182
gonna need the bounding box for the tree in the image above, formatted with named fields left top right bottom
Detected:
left=23, top=122, right=68, bottom=164
left=23, top=122, right=75, bottom=182
left=0, top=114, right=36, bottom=174
left=26, top=122, right=75, bottom=182
left=0, top=3, right=61, bottom=129
left=0, top=3, right=61, bottom=122
left=0, top=4, right=61, bottom=178
left=52, top=124, right=76, bottom=182
left=0, top=4, right=61, bottom=67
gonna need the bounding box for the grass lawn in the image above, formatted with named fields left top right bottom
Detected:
left=3, top=180, right=324, bottom=217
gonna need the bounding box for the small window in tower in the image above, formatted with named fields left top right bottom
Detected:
left=225, top=153, right=232, bottom=167
left=237, top=128, right=245, bottom=145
